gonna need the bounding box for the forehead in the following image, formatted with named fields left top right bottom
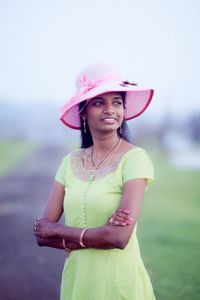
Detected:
left=91, top=91, right=122, bottom=99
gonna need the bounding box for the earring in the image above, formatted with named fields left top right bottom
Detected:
left=119, top=126, right=122, bottom=134
left=83, top=118, right=87, bottom=133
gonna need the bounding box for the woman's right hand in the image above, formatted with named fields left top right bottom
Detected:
left=33, top=217, right=60, bottom=238
left=107, top=208, right=133, bottom=226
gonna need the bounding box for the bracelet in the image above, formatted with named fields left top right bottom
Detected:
left=79, top=227, right=88, bottom=248
left=62, top=238, right=71, bottom=252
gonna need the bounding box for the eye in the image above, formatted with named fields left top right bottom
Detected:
left=92, top=100, right=104, bottom=106
left=113, top=100, right=123, bottom=106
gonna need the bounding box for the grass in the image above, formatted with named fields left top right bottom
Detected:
left=0, top=139, right=36, bottom=177
left=138, top=151, right=200, bottom=300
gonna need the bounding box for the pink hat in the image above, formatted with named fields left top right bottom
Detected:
left=60, top=64, right=154, bottom=129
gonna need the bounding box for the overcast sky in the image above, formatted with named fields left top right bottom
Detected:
left=0, top=0, right=200, bottom=120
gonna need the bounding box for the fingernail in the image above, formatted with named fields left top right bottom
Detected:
left=127, top=220, right=133, bottom=224
left=123, top=209, right=130, bottom=214
left=121, top=222, right=127, bottom=226
left=109, top=218, right=114, bottom=222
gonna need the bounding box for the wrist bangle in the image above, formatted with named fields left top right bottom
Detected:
left=62, top=238, right=71, bottom=252
left=79, top=227, right=88, bottom=248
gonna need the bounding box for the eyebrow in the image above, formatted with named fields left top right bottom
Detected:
left=112, top=96, right=123, bottom=99
left=92, top=96, right=123, bottom=100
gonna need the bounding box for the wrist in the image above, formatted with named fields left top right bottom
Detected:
left=79, top=227, right=88, bottom=248
left=55, top=223, right=66, bottom=238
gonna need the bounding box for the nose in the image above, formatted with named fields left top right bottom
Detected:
left=103, top=103, right=115, bottom=115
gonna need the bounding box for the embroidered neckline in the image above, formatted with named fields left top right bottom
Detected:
left=70, top=147, right=137, bottom=182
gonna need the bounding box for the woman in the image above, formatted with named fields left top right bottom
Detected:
left=33, top=64, right=156, bottom=299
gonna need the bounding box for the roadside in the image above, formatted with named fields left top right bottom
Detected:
left=0, top=144, right=68, bottom=300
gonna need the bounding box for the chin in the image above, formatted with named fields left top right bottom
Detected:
left=99, top=125, right=118, bottom=134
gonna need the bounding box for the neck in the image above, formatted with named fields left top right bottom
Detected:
left=92, top=132, right=120, bottom=155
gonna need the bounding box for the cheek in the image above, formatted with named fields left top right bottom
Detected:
left=86, top=109, right=100, bottom=126
left=118, top=107, right=125, bottom=119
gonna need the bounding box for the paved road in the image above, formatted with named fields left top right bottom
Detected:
left=0, top=145, right=69, bottom=300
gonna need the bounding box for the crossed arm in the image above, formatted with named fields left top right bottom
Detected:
left=34, top=178, right=147, bottom=251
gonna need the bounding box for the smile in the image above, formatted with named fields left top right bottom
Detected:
left=101, top=117, right=117, bottom=124
left=101, top=117, right=117, bottom=121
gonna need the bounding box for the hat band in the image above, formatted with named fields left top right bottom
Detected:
left=76, top=74, right=122, bottom=100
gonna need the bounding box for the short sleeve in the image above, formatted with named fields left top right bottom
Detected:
left=122, top=148, right=154, bottom=186
left=55, top=154, right=71, bottom=186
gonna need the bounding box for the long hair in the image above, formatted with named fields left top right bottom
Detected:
left=79, top=92, right=131, bottom=148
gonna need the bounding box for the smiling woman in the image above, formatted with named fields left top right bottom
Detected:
left=79, top=91, right=130, bottom=148
left=33, top=64, right=155, bottom=300
left=83, top=92, right=124, bottom=130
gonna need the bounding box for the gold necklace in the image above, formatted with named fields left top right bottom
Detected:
left=91, top=138, right=122, bottom=169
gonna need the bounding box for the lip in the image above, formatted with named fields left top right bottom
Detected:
left=101, top=117, right=117, bottom=124
left=101, top=117, right=117, bottom=121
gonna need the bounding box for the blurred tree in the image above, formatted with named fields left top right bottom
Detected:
left=188, top=113, right=200, bottom=142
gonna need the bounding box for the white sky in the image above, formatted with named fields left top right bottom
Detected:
left=0, top=0, right=200, bottom=119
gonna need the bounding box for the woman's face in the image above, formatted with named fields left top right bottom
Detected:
left=84, top=92, right=125, bottom=134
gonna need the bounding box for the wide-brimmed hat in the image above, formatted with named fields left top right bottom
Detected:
left=60, top=64, right=154, bottom=129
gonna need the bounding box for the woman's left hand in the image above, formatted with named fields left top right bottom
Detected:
left=33, top=217, right=60, bottom=238
left=108, top=208, right=133, bottom=226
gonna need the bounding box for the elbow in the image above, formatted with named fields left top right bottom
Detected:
left=36, top=237, right=44, bottom=247
left=105, top=226, right=129, bottom=249
left=113, top=238, right=129, bottom=249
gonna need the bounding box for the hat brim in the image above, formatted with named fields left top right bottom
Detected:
left=60, top=83, right=154, bottom=129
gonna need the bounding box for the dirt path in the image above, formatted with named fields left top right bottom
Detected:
left=0, top=145, right=69, bottom=300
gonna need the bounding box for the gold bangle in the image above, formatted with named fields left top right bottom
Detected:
left=62, top=238, right=71, bottom=252
left=79, top=227, right=88, bottom=248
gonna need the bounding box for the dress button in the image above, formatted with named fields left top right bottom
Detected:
left=89, top=171, right=94, bottom=181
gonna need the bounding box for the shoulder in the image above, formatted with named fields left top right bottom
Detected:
left=56, top=149, right=81, bottom=171
left=124, top=146, right=149, bottom=159
left=55, top=149, right=82, bottom=184
left=119, top=144, right=154, bottom=185
left=119, top=144, right=154, bottom=172
left=119, top=141, right=150, bottom=163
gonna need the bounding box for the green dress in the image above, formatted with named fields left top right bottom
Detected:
left=55, top=147, right=156, bottom=300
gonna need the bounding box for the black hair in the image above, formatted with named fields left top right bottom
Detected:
left=79, top=92, right=131, bottom=148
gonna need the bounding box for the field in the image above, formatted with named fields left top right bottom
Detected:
left=0, top=139, right=36, bottom=177
left=0, top=141, right=200, bottom=299
left=138, top=151, right=200, bottom=299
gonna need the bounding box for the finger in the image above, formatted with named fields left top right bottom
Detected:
left=127, top=218, right=133, bottom=225
left=122, top=209, right=130, bottom=214
left=111, top=217, right=133, bottom=226
left=115, top=211, right=130, bottom=217
left=112, top=220, right=128, bottom=226
left=112, top=215, right=124, bottom=222
left=112, top=214, right=129, bottom=222
left=33, top=222, right=38, bottom=231
left=116, top=208, right=130, bottom=215
left=114, top=212, right=133, bottom=223
left=113, top=220, right=120, bottom=225
left=34, top=232, right=46, bottom=238
left=108, top=217, right=114, bottom=224
left=114, top=211, right=130, bottom=220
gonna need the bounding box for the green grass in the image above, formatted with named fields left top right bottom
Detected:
left=138, top=151, right=200, bottom=300
left=0, top=139, right=36, bottom=177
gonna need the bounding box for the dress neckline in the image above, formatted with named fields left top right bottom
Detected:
left=71, top=146, right=139, bottom=182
